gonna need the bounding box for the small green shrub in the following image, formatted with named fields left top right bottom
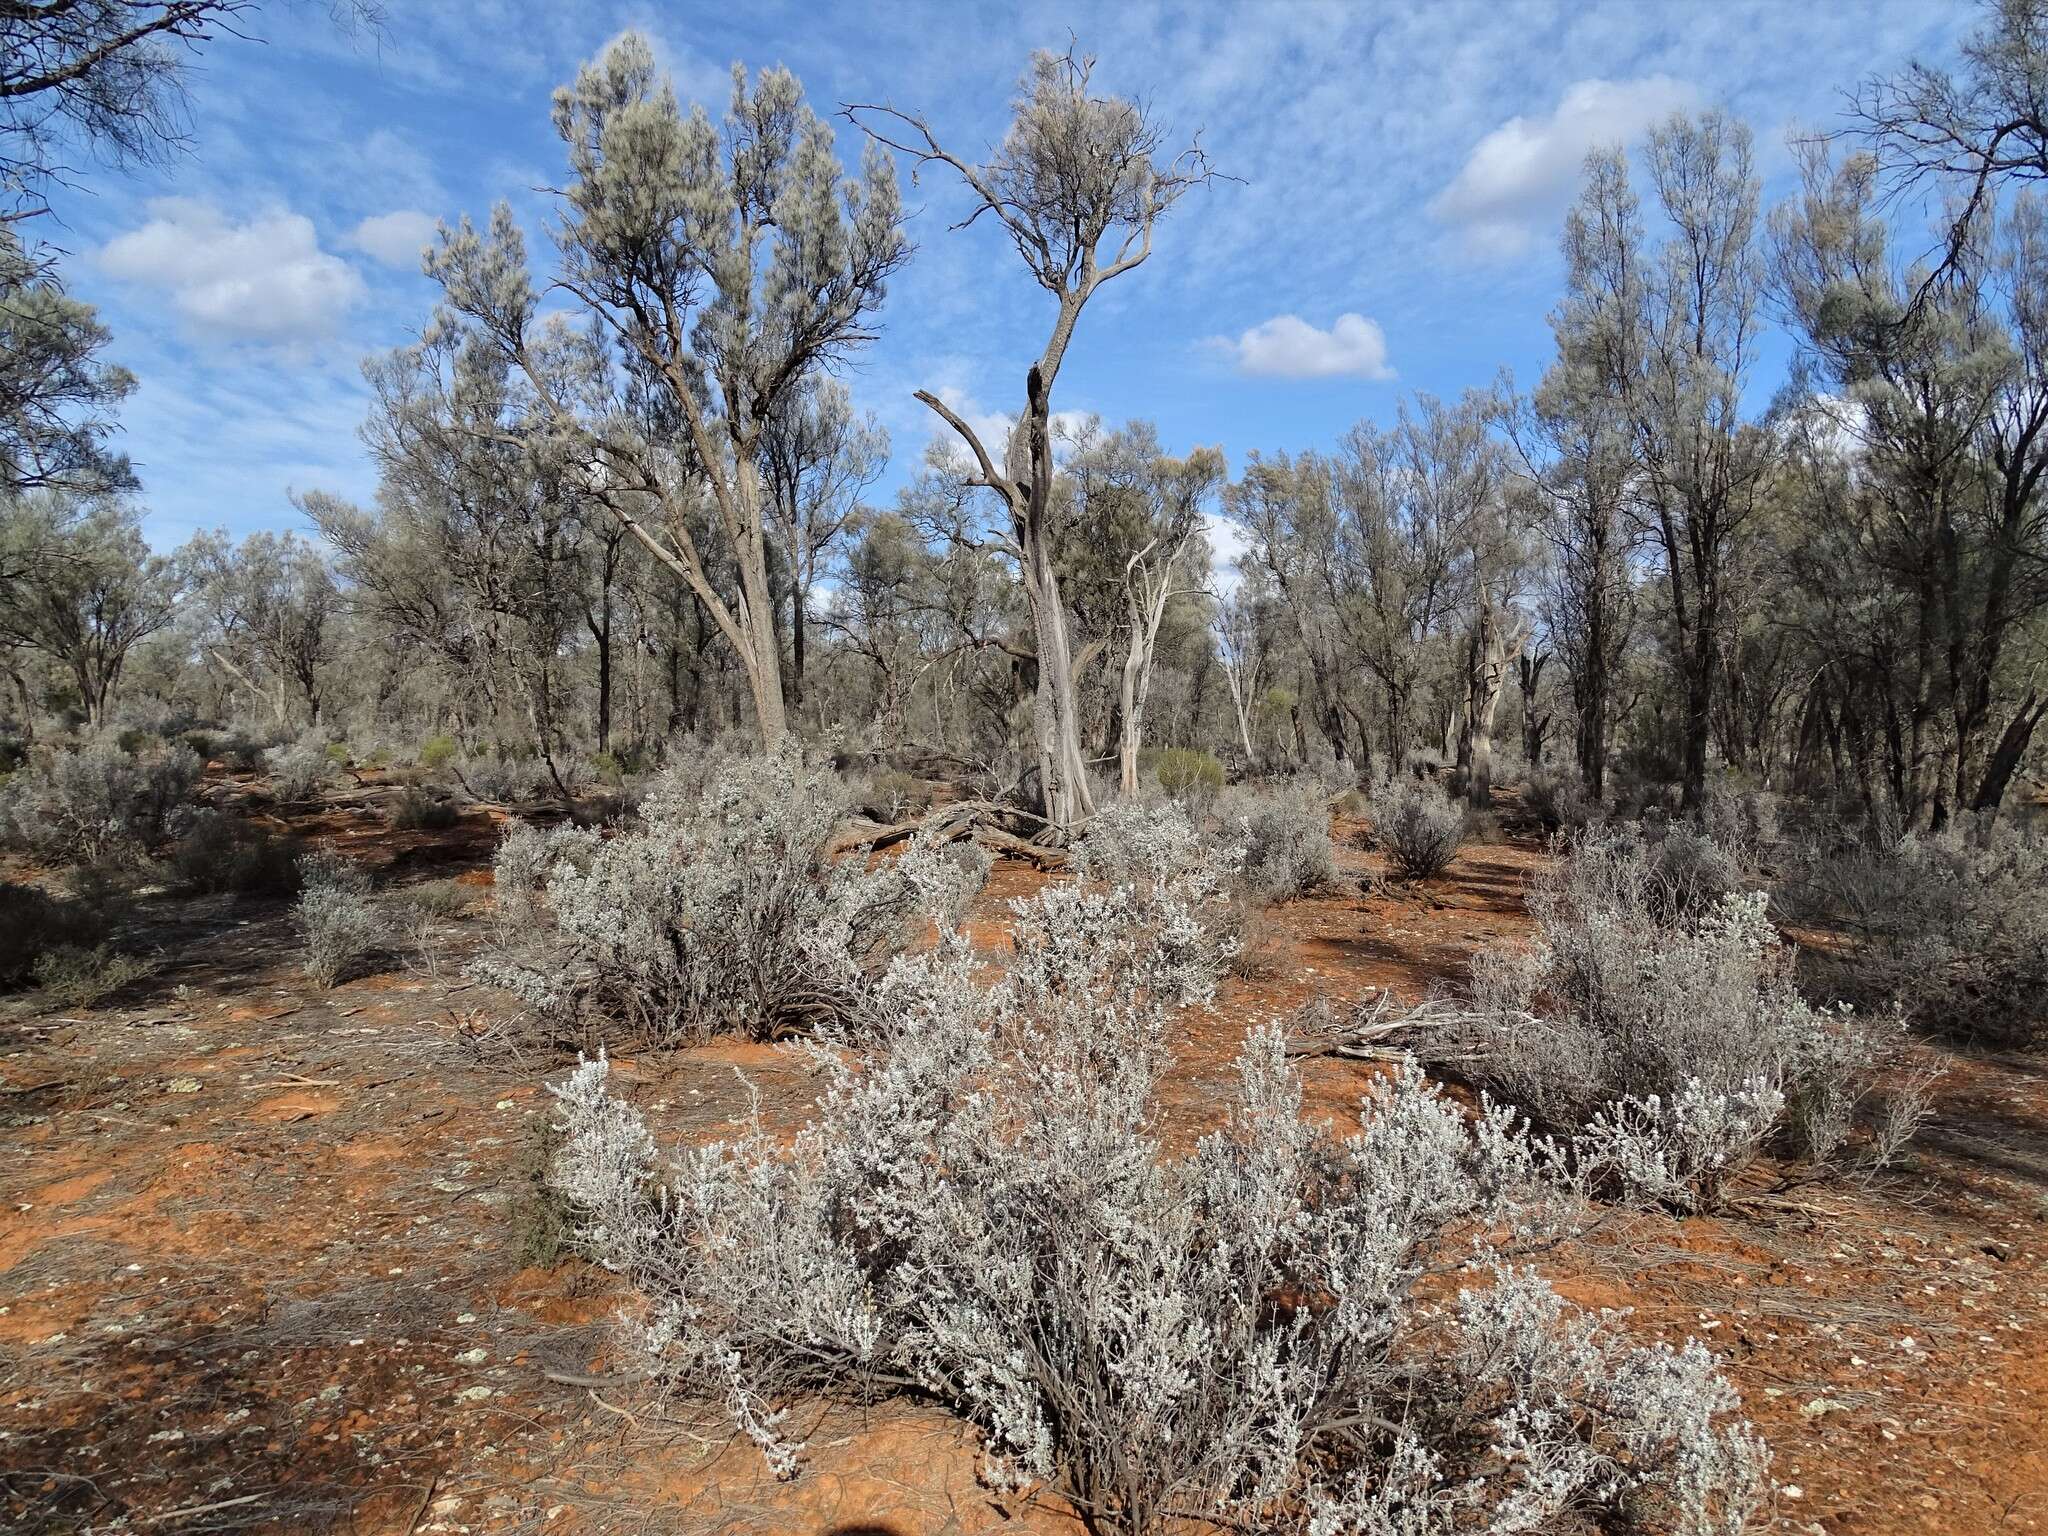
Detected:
left=167, top=810, right=303, bottom=896
left=1154, top=747, right=1224, bottom=802
left=418, top=734, right=458, bottom=772
left=33, top=943, right=158, bottom=1008
left=402, top=878, right=474, bottom=919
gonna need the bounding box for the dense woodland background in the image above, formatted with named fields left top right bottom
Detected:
left=2, top=1, right=2044, bottom=841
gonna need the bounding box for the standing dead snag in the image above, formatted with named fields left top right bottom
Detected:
left=849, top=47, right=1221, bottom=834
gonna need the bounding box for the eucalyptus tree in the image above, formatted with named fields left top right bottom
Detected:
left=309, top=332, right=591, bottom=777
left=0, top=494, right=180, bottom=727
left=849, top=47, right=1218, bottom=832
left=825, top=510, right=932, bottom=748
left=1359, top=392, right=1516, bottom=799
left=425, top=34, right=907, bottom=749
left=0, top=230, right=135, bottom=497
left=1561, top=113, right=1774, bottom=809
left=184, top=528, right=339, bottom=727
left=1212, top=572, right=1280, bottom=768
left=1226, top=451, right=1357, bottom=769
left=1770, top=145, right=2048, bottom=820
left=1063, top=422, right=1222, bottom=793
left=1, top=1, right=383, bottom=223
left=1500, top=361, right=1639, bottom=801
left=759, top=376, right=886, bottom=708
left=1849, top=0, right=2048, bottom=304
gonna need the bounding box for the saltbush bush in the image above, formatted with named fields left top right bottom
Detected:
left=548, top=875, right=1767, bottom=1533
left=1071, top=797, right=1245, bottom=994
left=293, top=849, right=388, bottom=987
left=265, top=735, right=338, bottom=802
left=1373, top=776, right=1467, bottom=880
left=1387, top=830, right=1931, bottom=1210
left=0, top=743, right=202, bottom=863
left=1523, top=765, right=1597, bottom=833
left=391, top=786, right=460, bottom=831
left=168, top=809, right=302, bottom=896
left=457, top=752, right=549, bottom=803
left=1793, top=815, right=2048, bottom=1049
left=1214, top=784, right=1336, bottom=902
left=474, top=748, right=989, bottom=1044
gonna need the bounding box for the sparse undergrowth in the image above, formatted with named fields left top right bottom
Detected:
left=1336, top=829, right=1936, bottom=1211
left=1792, top=814, right=2048, bottom=1050
left=293, top=848, right=391, bottom=987
left=473, top=748, right=989, bottom=1046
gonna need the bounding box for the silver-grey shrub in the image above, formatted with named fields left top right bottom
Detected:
left=548, top=880, right=1766, bottom=1534
left=1070, top=797, right=1243, bottom=993
left=1400, top=831, right=1928, bottom=1210
left=1794, top=815, right=2048, bottom=1049
left=264, top=735, right=339, bottom=802
left=474, top=748, right=989, bottom=1044
left=1214, top=783, right=1337, bottom=902
left=0, top=742, right=202, bottom=863
left=1373, top=775, right=1467, bottom=880
left=293, top=849, right=389, bottom=987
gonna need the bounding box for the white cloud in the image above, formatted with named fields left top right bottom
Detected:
left=1212, top=313, right=1395, bottom=381
left=1429, top=75, right=1698, bottom=258
left=99, top=198, right=366, bottom=345
left=348, top=209, right=440, bottom=269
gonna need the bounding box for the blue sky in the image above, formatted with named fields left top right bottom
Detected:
left=46, top=0, right=1972, bottom=551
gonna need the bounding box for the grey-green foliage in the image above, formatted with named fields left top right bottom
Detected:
left=1400, top=831, right=1928, bottom=1210
left=0, top=741, right=200, bottom=863
left=264, top=734, right=338, bottom=802
left=425, top=32, right=908, bottom=747
left=0, top=495, right=179, bottom=725
left=1373, top=776, right=1468, bottom=880
left=293, top=849, right=388, bottom=988
left=0, top=230, right=134, bottom=496
left=475, top=748, right=989, bottom=1044
left=1215, top=783, right=1336, bottom=902
left=1797, top=814, right=2048, bottom=1049
left=548, top=879, right=1766, bottom=1535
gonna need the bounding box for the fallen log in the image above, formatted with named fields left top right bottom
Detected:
left=831, top=799, right=1069, bottom=870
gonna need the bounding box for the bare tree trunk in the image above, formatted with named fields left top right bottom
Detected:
left=1970, top=690, right=2047, bottom=815
left=1456, top=599, right=1515, bottom=808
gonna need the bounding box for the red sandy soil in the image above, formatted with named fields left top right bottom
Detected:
left=0, top=789, right=2043, bottom=1534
